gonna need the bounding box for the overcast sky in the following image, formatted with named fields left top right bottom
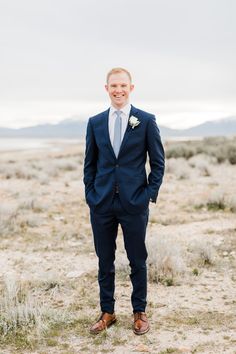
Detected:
left=1, top=0, right=235, bottom=128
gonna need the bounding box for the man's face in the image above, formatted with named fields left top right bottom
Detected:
left=105, top=72, right=134, bottom=109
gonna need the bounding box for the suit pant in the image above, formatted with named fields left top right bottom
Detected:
left=90, top=194, right=149, bottom=314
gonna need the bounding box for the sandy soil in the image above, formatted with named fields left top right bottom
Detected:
left=0, top=142, right=235, bottom=354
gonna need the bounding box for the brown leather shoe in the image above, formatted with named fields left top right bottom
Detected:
left=133, top=312, right=150, bottom=335
left=90, top=312, right=117, bottom=334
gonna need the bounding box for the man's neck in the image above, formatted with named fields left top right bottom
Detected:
left=111, top=102, right=131, bottom=110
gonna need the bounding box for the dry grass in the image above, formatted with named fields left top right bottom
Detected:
left=165, top=158, right=192, bottom=180
left=187, top=239, right=216, bottom=267
left=195, top=189, right=236, bottom=213
left=188, top=154, right=213, bottom=176
left=0, top=138, right=235, bottom=353
left=147, top=236, right=186, bottom=285
left=0, top=276, right=47, bottom=337
left=0, top=275, right=75, bottom=350
left=0, top=204, right=18, bottom=237
left=165, top=136, right=236, bottom=164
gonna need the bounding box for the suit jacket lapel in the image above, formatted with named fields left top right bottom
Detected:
left=118, top=104, right=139, bottom=157
left=103, top=108, right=117, bottom=160
left=104, top=104, right=139, bottom=160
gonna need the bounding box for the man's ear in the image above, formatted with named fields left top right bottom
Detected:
left=130, top=84, right=134, bottom=92
left=105, top=84, right=108, bottom=92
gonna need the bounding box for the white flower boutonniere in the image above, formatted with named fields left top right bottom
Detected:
left=129, top=116, right=140, bottom=129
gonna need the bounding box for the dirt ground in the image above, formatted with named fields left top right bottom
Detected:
left=0, top=141, right=235, bottom=354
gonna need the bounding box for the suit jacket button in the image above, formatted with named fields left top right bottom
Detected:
left=116, top=164, right=119, bottom=167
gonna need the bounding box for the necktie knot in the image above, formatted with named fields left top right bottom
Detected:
left=115, top=110, right=122, bottom=117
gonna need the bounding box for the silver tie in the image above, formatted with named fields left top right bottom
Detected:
left=113, top=110, right=122, bottom=157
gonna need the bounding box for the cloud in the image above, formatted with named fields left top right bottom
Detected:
left=0, top=0, right=235, bottom=126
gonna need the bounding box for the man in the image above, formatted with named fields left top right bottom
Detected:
left=83, top=67, right=165, bottom=335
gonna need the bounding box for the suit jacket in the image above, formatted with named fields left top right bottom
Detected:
left=83, top=104, right=165, bottom=214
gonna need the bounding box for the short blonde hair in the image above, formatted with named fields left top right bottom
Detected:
left=106, top=67, right=132, bottom=83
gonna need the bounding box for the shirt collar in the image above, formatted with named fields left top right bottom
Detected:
left=110, top=103, right=131, bottom=117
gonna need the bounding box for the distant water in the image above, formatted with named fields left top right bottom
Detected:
left=164, top=136, right=203, bottom=141
left=0, top=136, right=203, bottom=152
left=0, top=138, right=81, bottom=152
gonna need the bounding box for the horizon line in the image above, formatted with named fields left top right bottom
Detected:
left=0, top=114, right=235, bottom=131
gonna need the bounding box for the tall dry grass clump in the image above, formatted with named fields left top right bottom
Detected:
left=0, top=199, right=48, bottom=237
left=0, top=276, right=47, bottom=339
left=165, top=158, right=192, bottom=179
left=147, top=236, right=186, bottom=286
left=0, top=205, right=18, bottom=237
left=0, top=275, right=74, bottom=349
left=188, top=154, right=212, bottom=176
left=187, top=240, right=216, bottom=267
left=195, top=189, right=236, bottom=213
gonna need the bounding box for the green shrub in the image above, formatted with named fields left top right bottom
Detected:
left=165, top=137, right=236, bottom=164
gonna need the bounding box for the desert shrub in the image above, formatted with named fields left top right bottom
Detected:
left=165, top=137, right=236, bottom=164
left=0, top=276, right=47, bottom=337
left=0, top=205, right=18, bottom=237
left=228, top=196, right=236, bottom=213
left=165, top=143, right=196, bottom=159
left=227, top=144, right=236, bottom=164
left=37, top=159, right=77, bottom=178
left=188, top=154, right=212, bottom=176
left=0, top=276, right=74, bottom=349
left=18, top=198, right=49, bottom=213
left=201, top=137, right=236, bottom=164
left=38, top=173, right=50, bottom=185
left=43, top=164, right=60, bottom=177
left=0, top=157, right=79, bottom=181
left=197, top=163, right=211, bottom=177
left=165, top=157, right=178, bottom=174
left=18, top=213, right=43, bottom=228
left=188, top=240, right=216, bottom=267
left=192, top=268, right=199, bottom=276
left=203, top=137, right=236, bottom=164
left=116, top=237, right=187, bottom=285
left=0, top=199, right=44, bottom=236
left=206, top=190, right=226, bottom=211
left=165, top=158, right=191, bottom=179
left=147, top=237, right=186, bottom=285
left=1, top=163, right=38, bottom=180
left=52, top=159, right=78, bottom=171
left=195, top=190, right=236, bottom=213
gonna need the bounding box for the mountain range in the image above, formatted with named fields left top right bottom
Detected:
left=0, top=116, right=235, bottom=139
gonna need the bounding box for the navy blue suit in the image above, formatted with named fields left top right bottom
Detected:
left=83, top=104, right=165, bottom=313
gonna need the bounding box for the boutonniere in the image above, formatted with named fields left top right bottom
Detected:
left=129, top=116, right=140, bottom=129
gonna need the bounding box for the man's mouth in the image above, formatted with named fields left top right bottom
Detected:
left=114, top=95, right=124, bottom=98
